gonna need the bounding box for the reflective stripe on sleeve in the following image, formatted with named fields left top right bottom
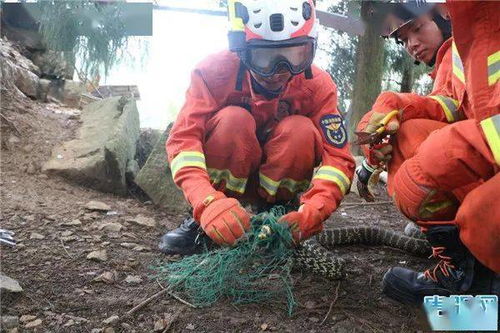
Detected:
left=312, top=166, right=351, bottom=195
left=170, top=151, right=206, bottom=179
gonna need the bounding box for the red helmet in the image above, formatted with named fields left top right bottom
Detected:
left=228, top=0, right=319, bottom=77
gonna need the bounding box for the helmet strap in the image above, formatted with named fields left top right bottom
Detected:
left=235, top=60, right=246, bottom=91
left=304, top=66, right=313, bottom=80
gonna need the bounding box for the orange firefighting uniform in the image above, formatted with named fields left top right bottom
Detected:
left=166, top=50, right=355, bottom=236
left=359, top=1, right=500, bottom=272
left=358, top=38, right=463, bottom=196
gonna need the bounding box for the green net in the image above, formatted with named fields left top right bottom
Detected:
left=153, top=206, right=298, bottom=315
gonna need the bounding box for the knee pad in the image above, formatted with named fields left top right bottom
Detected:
left=393, top=159, right=459, bottom=221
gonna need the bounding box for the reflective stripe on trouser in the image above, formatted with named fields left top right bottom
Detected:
left=480, top=114, right=500, bottom=166
left=392, top=120, right=498, bottom=221
left=208, top=168, right=247, bottom=194
left=259, top=172, right=309, bottom=197
left=313, top=166, right=350, bottom=195
left=429, top=95, right=460, bottom=123
left=171, top=151, right=207, bottom=179
left=487, top=50, right=500, bottom=86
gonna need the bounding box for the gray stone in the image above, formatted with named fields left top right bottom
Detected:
left=87, top=250, right=108, bottom=262
left=85, top=201, right=111, bottom=211
left=125, top=159, right=140, bottom=183
left=136, top=128, right=162, bottom=168
left=1, top=315, right=19, bottom=329
left=126, top=215, right=156, bottom=228
left=134, top=126, right=189, bottom=213
left=102, top=315, right=119, bottom=325
left=0, top=274, right=23, bottom=293
left=124, top=275, right=142, bottom=284
left=43, top=97, right=140, bottom=195
left=24, top=319, right=42, bottom=329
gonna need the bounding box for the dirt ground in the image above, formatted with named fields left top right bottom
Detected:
left=1, top=99, right=433, bottom=332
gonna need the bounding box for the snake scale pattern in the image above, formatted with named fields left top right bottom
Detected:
left=294, top=226, right=431, bottom=280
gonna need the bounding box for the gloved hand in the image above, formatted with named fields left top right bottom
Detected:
left=279, top=201, right=331, bottom=243
left=197, top=194, right=251, bottom=246
left=355, top=159, right=382, bottom=202
left=365, top=110, right=400, bottom=135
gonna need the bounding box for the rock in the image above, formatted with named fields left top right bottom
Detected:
left=19, top=315, right=37, bottom=324
left=61, top=219, right=82, bottom=226
left=29, top=232, right=45, bottom=240
left=260, top=323, right=269, bottom=331
left=103, top=328, right=115, bottom=333
left=125, top=159, right=139, bottom=183
left=93, top=272, right=115, bottom=284
left=87, top=250, right=108, bottom=262
left=134, top=126, right=189, bottom=213
left=42, top=97, right=140, bottom=195
left=85, top=201, right=111, bottom=211
left=120, top=242, right=138, bottom=249
left=153, top=318, right=168, bottom=332
left=124, top=275, right=142, bottom=284
left=1, top=315, right=19, bottom=329
left=61, top=230, right=74, bottom=237
left=43, top=79, right=86, bottom=108
left=136, top=128, right=162, bottom=168
left=132, top=245, right=150, bottom=252
left=63, top=319, right=75, bottom=327
left=304, top=301, right=316, bottom=309
left=24, top=319, right=42, bottom=329
left=126, top=215, right=157, bottom=228
left=7, top=328, right=19, bottom=333
left=186, top=323, right=195, bottom=330
left=0, top=274, right=23, bottom=293
left=102, top=315, right=119, bottom=325
left=98, top=222, right=123, bottom=232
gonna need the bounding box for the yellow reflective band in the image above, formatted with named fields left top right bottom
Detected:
left=208, top=168, right=247, bottom=194
left=259, top=172, right=310, bottom=196
left=480, top=114, right=500, bottom=166
left=487, top=51, right=500, bottom=86
left=313, top=166, right=351, bottom=195
left=429, top=95, right=460, bottom=123
left=170, top=151, right=206, bottom=179
left=452, top=42, right=465, bottom=84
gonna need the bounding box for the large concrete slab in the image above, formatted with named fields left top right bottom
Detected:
left=42, top=96, right=140, bottom=195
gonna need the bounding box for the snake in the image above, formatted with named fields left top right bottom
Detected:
left=294, top=225, right=430, bottom=280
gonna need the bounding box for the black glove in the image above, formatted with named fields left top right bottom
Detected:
left=355, top=159, right=378, bottom=202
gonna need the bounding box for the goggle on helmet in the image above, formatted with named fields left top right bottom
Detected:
left=227, top=0, right=319, bottom=77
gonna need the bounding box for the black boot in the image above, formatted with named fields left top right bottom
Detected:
left=382, top=225, right=476, bottom=304
left=158, top=217, right=211, bottom=255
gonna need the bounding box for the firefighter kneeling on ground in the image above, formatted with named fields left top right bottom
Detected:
left=356, top=1, right=500, bottom=304
left=159, top=0, right=354, bottom=254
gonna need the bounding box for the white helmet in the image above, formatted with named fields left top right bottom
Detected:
left=228, top=0, right=319, bottom=77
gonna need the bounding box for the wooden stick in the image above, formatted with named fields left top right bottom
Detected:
left=59, top=238, right=74, bottom=259
left=341, top=201, right=392, bottom=208
left=156, top=279, right=197, bottom=309
left=320, top=281, right=341, bottom=325
left=123, top=259, right=208, bottom=319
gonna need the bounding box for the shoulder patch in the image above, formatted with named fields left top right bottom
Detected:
left=320, top=114, right=347, bottom=148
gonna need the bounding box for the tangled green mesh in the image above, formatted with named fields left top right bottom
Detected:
left=154, top=206, right=298, bottom=315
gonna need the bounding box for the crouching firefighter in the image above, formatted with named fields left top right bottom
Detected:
left=159, top=0, right=355, bottom=254
left=356, top=0, right=500, bottom=305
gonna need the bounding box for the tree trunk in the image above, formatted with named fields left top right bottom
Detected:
left=347, top=1, right=385, bottom=154
left=400, top=53, right=415, bottom=93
